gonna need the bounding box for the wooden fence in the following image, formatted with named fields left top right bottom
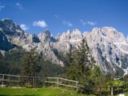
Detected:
left=45, top=77, right=79, bottom=90
left=0, top=74, right=41, bottom=87
left=0, top=74, right=79, bottom=90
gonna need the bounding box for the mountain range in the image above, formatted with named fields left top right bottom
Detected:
left=0, top=19, right=128, bottom=76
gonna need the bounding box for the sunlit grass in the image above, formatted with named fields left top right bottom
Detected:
left=0, top=87, right=93, bottom=96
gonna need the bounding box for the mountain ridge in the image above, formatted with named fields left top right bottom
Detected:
left=0, top=18, right=128, bottom=76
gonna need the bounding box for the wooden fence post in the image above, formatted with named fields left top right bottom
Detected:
left=57, top=77, right=59, bottom=87
left=111, top=86, right=113, bottom=96
left=76, top=81, right=79, bottom=91
left=33, top=77, right=34, bottom=87
left=1, top=74, right=4, bottom=87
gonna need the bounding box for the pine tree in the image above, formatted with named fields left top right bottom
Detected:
left=21, top=48, right=41, bottom=87
left=65, top=39, right=107, bottom=94
left=66, top=38, right=96, bottom=84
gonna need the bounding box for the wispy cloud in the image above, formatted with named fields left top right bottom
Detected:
left=16, top=2, right=23, bottom=10
left=0, top=5, right=5, bottom=11
left=33, top=20, right=48, bottom=28
left=63, top=20, right=73, bottom=27
left=80, top=19, right=96, bottom=26
left=20, top=24, right=29, bottom=31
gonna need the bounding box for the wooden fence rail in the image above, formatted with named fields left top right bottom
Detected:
left=0, top=74, right=41, bottom=87
left=44, top=77, right=79, bottom=90
left=0, top=74, right=79, bottom=90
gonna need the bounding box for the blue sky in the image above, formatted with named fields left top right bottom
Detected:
left=0, top=0, right=128, bottom=36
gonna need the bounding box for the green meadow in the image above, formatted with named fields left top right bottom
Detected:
left=0, top=87, right=94, bottom=96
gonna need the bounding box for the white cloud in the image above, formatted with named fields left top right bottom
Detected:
left=80, top=19, right=96, bottom=26
left=20, top=24, right=29, bottom=31
left=33, top=20, right=48, bottom=28
left=63, top=20, right=73, bottom=27
left=16, top=2, right=23, bottom=10
left=0, top=5, right=5, bottom=11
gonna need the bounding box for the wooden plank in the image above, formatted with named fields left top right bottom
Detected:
left=46, top=77, right=78, bottom=84
left=0, top=74, right=39, bottom=79
left=0, top=79, right=20, bottom=82
left=59, top=77, right=78, bottom=83
left=45, top=77, right=79, bottom=90
left=44, top=81, right=77, bottom=88
left=0, top=74, right=20, bottom=78
left=44, top=81, right=58, bottom=84
left=47, top=77, right=58, bottom=79
left=47, top=77, right=78, bottom=83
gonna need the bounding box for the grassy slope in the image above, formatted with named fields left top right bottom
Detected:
left=0, top=87, right=94, bottom=96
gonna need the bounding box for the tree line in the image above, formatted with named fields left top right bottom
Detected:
left=0, top=39, right=128, bottom=95
left=64, top=38, right=128, bottom=95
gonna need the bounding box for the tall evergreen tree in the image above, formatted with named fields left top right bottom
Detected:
left=21, top=48, right=41, bottom=77
left=66, top=38, right=96, bottom=84
left=21, top=48, right=42, bottom=87
left=66, top=39, right=105, bottom=94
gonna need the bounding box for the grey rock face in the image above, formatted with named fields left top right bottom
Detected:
left=0, top=19, right=128, bottom=75
left=54, top=27, right=128, bottom=75
left=85, top=27, right=128, bottom=75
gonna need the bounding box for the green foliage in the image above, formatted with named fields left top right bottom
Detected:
left=66, top=39, right=94, bottom=84
left=20, top=48, right=42, bottom=87
left=65, top=39, right=104, bottom=94
left=0, top=47, right=64, bottom=77
left=0, top=48, right=25, bottom=74
left=123, top=74, right=128, bottom=81
left=0, top=87, right=90, bottom=96
left=40, top=60, right=64, bottom=78
left=21, top=48, right=41, bottom=77
left=88, top=65, right=103, bottom=87
left=112, top=80, right=125, bottom=87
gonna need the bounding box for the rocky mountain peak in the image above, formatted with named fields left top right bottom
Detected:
left=85, top=27, right=128, bottom=75
left=38, top=30, right=51, bottom=43
left=58, top=28, right=82, bottom=42
left=90, top=27, right=126, bottom=43
left=0, top=19, right=24, bottom=36
left=0, top=18, right=128, bottom=76
left=1, top=18, right=15, bottom=25
left=91, top=27, right=117, bottom=37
